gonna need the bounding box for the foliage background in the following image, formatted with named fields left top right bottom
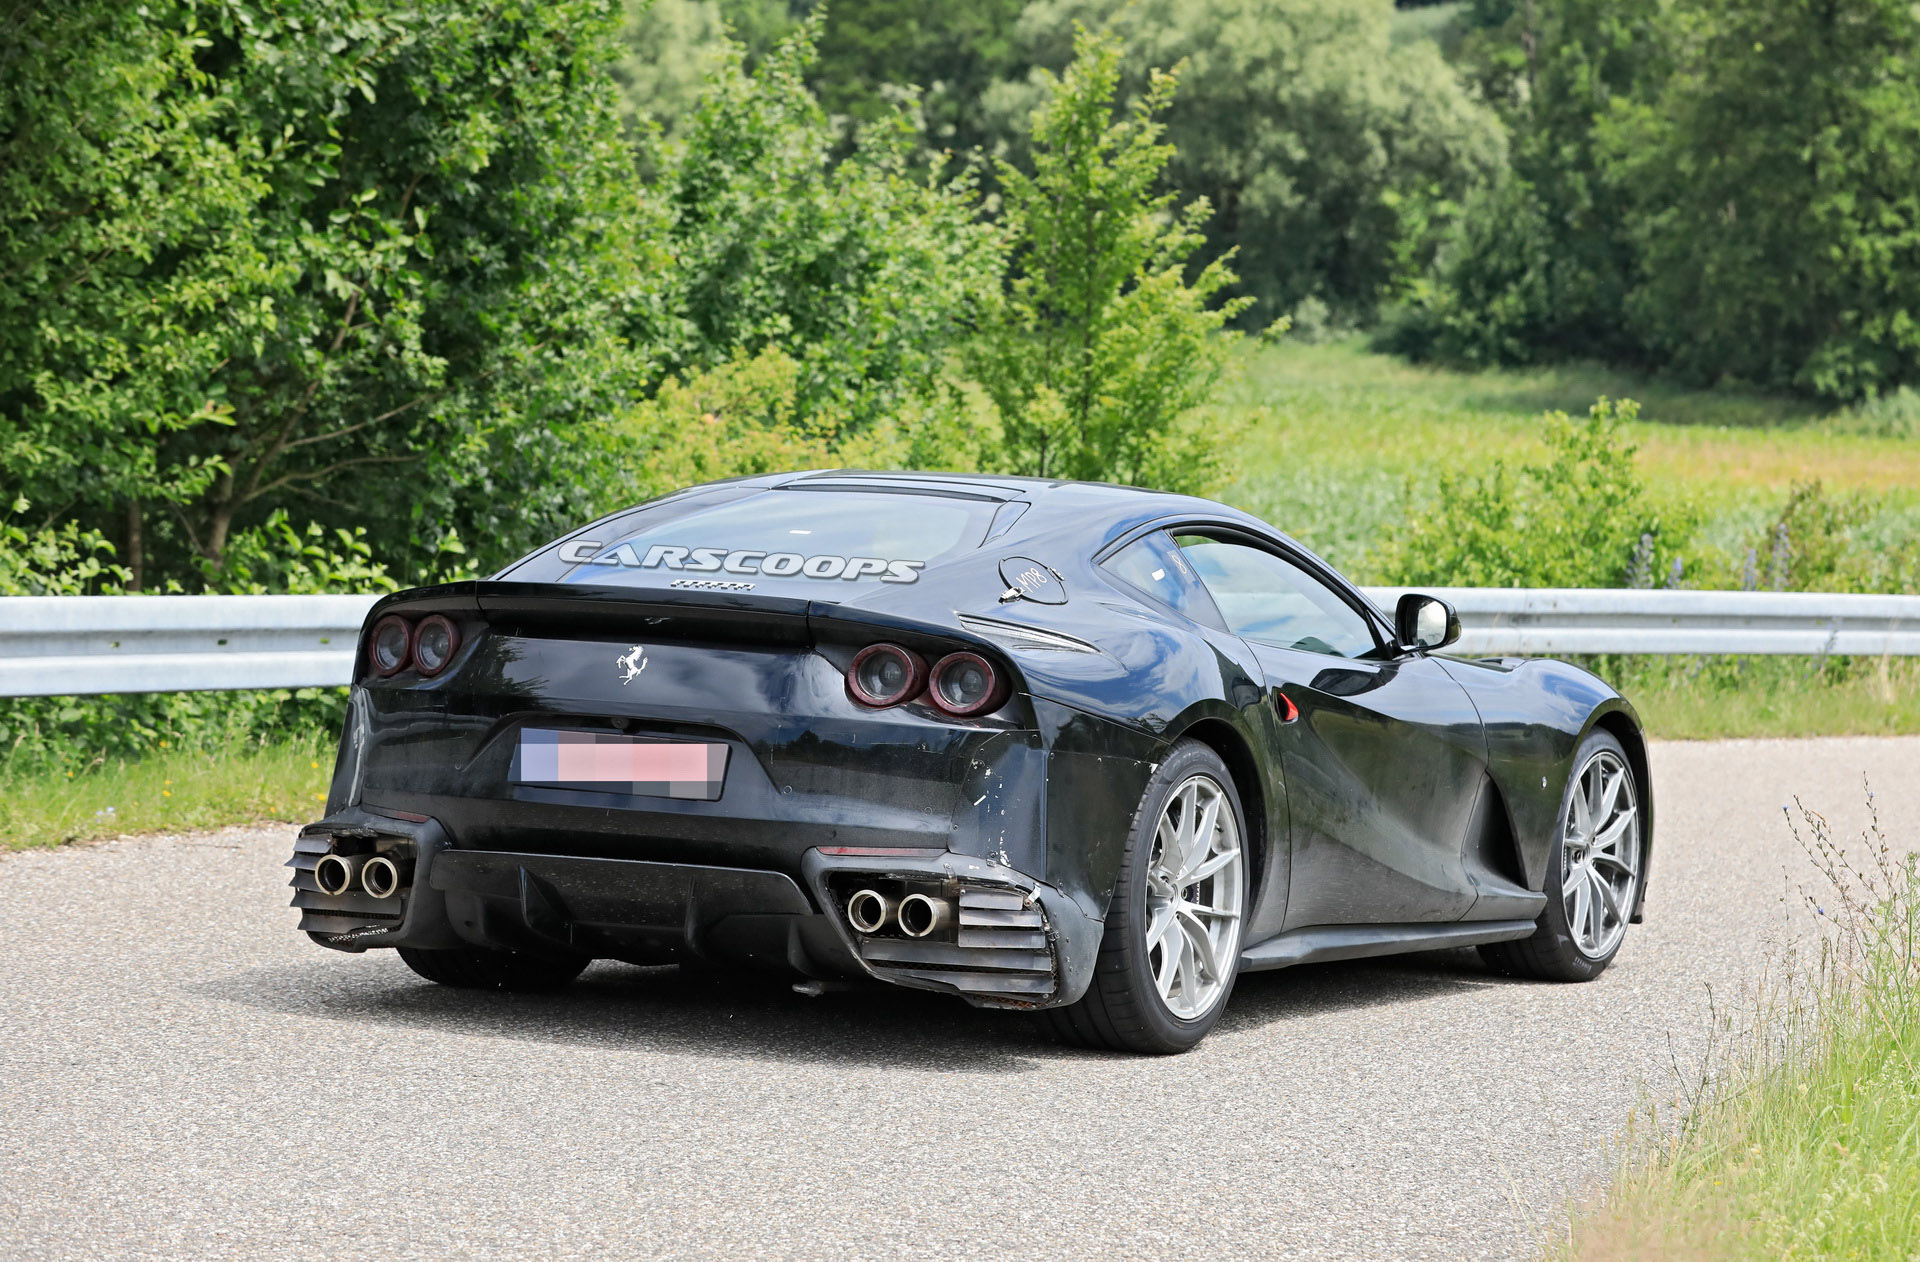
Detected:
left=4, top=0, right=1920, bottom=782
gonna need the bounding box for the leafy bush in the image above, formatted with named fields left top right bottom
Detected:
left=1371, top=398, right=1690, bottom=588
left=593, top=347, right=997, bottom=510
left=966, top=27, right=1251, bottom=494
left=1372, top=174, right=1634, bottom=368
left=0, top=499, right=128, bottom=596
left=1708, top=483, right=1920, bottom=597
left=632, top=19, right=1005, bottom=437
left=0, top=0, right=641, bottom=587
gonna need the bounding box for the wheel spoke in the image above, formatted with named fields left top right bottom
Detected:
left=1175, top=927, right=1199, bottom=1003
left=1178, top=906, right=1222, bottom=983
left=1593, top=868, right=1622, bottom=924
left=1186, top=903, right=1241, bottom=921
left=1183, top=846, right=1239, bottom=887
left=1169, top=784, right=1197, bottom=875
left=1153, top=934, right=1179, bottom=994
left=1570, top=780, right=1593, bottom=838
left=1593, top=806, right=1636, bottom=856
left=1567, top=868, right=1592, bottom=946
left=1188, top=794, right=1222, bottom=869
left=1600, top=769, right=1627, bottom=817
left=1146, top=903, right=1177, bottom=950
left=1155, top=812, right=1179, bottom=867
left=1592, top=849, right=1636, bottom=877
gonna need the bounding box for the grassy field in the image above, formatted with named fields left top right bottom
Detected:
left=0, top=737, right=329, bottom=851
left=1564, top=801, right=1920, bottom=1259
left=1220, top=338, right=1920, bottom=577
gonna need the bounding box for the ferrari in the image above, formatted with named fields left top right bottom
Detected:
left=290, top=471, right=1652, bottom=1053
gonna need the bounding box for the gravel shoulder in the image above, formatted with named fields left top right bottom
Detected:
left=2, top=738, right=1915, bottom=1260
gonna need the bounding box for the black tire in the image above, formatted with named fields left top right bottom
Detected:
left=396, top=945, right=589, bottom=993
left=1480, top=729, right=1641, bottom=982
left=1038, top=740, right=1250, bottom=1055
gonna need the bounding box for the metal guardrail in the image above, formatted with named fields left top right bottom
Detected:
left=0, top=595, right=379, bottom=698
left=0, top=587, right=1916, bottom=697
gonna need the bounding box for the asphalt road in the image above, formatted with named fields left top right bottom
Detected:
left=2, top=737, right=1915, bottom=1260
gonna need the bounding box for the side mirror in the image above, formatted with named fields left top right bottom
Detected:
left=1394, top=593, right=1460, bottom=653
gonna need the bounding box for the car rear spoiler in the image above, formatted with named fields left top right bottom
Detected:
left=366, top=580, right=1008, bottom=656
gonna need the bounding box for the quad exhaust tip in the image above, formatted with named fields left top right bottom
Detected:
left=898, top=893, right=953, bottom=939
left=361, top=855, right=403, bottom=899
left=846, top=888, right=895, bottom=934
left=314, top=853, right=359, bottom=897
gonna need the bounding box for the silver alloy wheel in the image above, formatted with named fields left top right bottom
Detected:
left=1560, top=749, right=1641, bottom=959
left=1144, top=774, right=1245, bottom=1020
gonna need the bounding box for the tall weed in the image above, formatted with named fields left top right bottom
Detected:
left=1567, top=791, right=1920, bottom=1258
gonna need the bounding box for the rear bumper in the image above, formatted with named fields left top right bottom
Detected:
left=289, top=808, right=1102, bottom=1010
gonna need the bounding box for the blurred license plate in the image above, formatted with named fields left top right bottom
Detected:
left=512, top=729, right=728, bottom=800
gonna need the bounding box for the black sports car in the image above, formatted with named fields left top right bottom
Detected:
left=291, top=471, right=1652, bottom=1053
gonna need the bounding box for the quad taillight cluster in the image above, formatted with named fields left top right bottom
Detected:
left=846, top=643, right=1009, bottom=717
left=367, top=613, right=461, bottom=679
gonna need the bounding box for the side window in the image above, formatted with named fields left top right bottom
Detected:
left=1176, top=536, right=1380, bottom=658
left=1102, top=531, right=1223, bottom=627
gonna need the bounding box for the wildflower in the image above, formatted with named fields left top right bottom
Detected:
left=311, top=761, right=320, bottom=769
left=162, top=790, right=171, bottom=798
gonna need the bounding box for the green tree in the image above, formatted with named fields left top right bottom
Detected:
left=1394, top=0, right=1920, bottom=404
left=989, top=0, right=1507, bottom=326
left=1378, top=0, right=1672, bottom=369
left=810, top=0, right=1026, bottom=160
left=966, top=27, right=1250, bottom=492
left=1601, top=0, right=1920, bottom=401
left=635, top=18, right=1004, bottom=433
left=0, top=0, right=642, bottom=587
left=611, top=0, right=802, bottom=139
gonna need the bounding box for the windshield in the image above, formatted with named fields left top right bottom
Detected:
left=549, top=490, right=995, bottom=593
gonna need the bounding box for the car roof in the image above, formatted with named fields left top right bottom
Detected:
left=762, top=469, right=1271, bottom=532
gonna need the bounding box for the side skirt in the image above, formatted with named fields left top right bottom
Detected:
left=1237, top=919, right=1538, bottom=973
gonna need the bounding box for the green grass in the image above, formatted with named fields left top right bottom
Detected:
left=1564, top=802, right=1920, bottom=1259
left=1605, top=656, right=1920, bottom=740
left=0, top=735, right=331, bottom=850
left=1219, top=338, right=1920, bottom=577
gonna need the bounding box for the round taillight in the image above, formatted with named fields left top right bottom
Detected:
left=928, top=652, right=1008, bottom=717
left=847, top=643, right=926, bottom=707
left=369, top=615, right=412, bottom=676
left=412, top=614, right=460, bottom=677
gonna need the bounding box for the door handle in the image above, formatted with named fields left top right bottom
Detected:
left=1272, top=688, right=1299, bottom=723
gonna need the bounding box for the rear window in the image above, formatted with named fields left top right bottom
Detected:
left=550, top=490, right=995, bottom=593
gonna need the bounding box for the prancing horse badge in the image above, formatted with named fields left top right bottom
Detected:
left=616, top=644, right=648, bottom=685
